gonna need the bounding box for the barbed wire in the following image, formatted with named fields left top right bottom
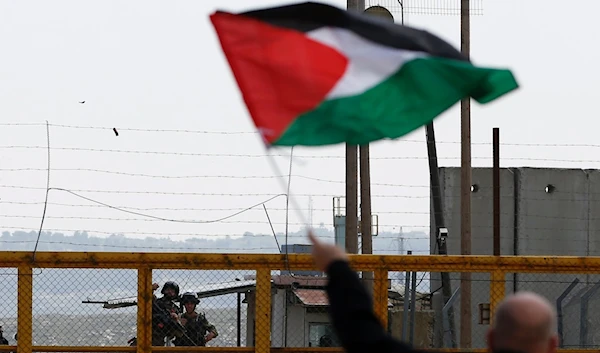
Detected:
left=0, top=168, right=433, bottom=188
left=3, top=122, right=600, bottom=148
left=0, top=239, right=280, bottom=251
left=3, top=145, right=600, bottom=163
left=2, top=122, right=600, bottom=257
left=3, top=184, right=600, bottom=201
left=0, top=184, right=428, bottom=198
left=2, top=201, right=599, bottom=223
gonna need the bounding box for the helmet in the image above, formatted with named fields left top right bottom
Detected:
left=180, top=291, right=200, bottom=305
left=161, top=281, right=180, bottom=297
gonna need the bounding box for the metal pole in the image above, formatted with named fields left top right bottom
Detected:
left=459, top=0, right=472, bottom=348
left=556, top=278, right=580, bottom=348
left=402, top=250, right=412, bottom=340
left=409, top=270, right=417, bottom=344
left=493, top=128, right=500, bottom=256
left=237, top=292, right=242, bottom=347
left=580, top=281, right=600, bottom=347
left=443, top=287, right=461, bottom=348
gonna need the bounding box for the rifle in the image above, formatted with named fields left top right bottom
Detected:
left=152, top=298, right=187, bottom=334
left=152, top=298, right=203, bottom=346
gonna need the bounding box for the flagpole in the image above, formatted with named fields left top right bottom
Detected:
left=460, top=0, right=472, bottom=348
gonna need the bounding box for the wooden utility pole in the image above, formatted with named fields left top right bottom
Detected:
left=459, top=0, right=472, bottom=348
left=346, top=143, right=358, bottom=254
left=360, top=145, right=373, bottom=292
left=345, top=0, right=363, bottom=255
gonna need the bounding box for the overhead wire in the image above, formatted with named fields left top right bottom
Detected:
left=47, top=187, right=287, bottom=224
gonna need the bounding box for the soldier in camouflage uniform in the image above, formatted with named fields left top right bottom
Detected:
left=152, top=281, right=184, bottom=346
left=173, top=292, right=218, bottom=347
left=0, top=325, right=8, bottom=345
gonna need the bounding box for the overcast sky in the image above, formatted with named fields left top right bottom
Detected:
left=0, top=0, right=598, bottom=248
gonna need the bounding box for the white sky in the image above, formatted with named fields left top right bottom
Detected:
left=0, top=0, right=599, bottom=244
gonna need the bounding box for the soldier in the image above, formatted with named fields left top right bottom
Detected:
left=0, top=325, right=8, bottom=345
left=173, top=292, right=218, bottom=347
left=152, top=281, right=184, bottom=346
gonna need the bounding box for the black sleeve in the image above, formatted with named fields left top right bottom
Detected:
left=325, top=260, right=417, bottom=353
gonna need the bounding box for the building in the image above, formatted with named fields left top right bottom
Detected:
left=194, top=244, right=434, bottom=348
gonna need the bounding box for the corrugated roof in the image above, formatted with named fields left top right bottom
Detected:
left=293, top=289, right=393, bottom=307
left=194, top=280, right=257, bottom=298
left=273, top=275, right=328, bottom=287
left=293, top=289, right=329, bottom=306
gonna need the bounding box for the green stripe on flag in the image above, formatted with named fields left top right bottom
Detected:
left=273, top=57, right=518, bottom=146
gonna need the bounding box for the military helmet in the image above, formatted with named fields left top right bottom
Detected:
left=161, top=281, right=180, bottom=296
left=181, top=291, right=200, bottom=305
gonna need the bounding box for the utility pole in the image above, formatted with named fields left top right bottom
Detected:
left=345, top=0, right=364, bottom=255
left=460, top=0, right=472, bottom=348
left=345, top=144, right=358, bottom=254
left=360, top=145, right=373, bottom=293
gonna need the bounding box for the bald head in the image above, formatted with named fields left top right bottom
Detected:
left=487, top=292, right=558, bottom=353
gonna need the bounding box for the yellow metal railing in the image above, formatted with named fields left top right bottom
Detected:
left=2, top=252, right=600, bottom=353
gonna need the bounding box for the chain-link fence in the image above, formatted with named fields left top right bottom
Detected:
left=3, top=253, right=600, bottom=352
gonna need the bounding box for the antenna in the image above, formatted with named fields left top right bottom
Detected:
left=308, top=196, right=314, bottom=228
left=399, top=227, right=404, bottom=255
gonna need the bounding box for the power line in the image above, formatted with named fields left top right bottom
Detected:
left=3, top=145, right=600, bottom=163
left=4, top=122, right=600, bottom=148
left=47, top=188, right=288, bottom=224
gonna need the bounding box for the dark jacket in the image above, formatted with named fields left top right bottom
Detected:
left=152, top=296, right=183, bottom=337
left=325, top=260, right=417, bottom=353
left=325, top=260, right=526, bottom=353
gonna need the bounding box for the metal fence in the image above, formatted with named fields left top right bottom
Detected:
left=1, top=252, right=600, bottom=353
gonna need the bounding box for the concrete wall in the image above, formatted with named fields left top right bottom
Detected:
left=430, top=167, right=600, bottom=348
left=286, top=305, right=307, bottom=347
left=249, top=288, right=328, bottom=348
left=271, top=289, right=286, bottom=347
left=430, top=167, right=515, bottom=348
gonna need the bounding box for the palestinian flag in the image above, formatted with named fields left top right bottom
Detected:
left=210, top=2, right=518, bottom=147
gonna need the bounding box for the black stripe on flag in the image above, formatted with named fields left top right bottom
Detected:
left=226, top=2, right=468, bottom=62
